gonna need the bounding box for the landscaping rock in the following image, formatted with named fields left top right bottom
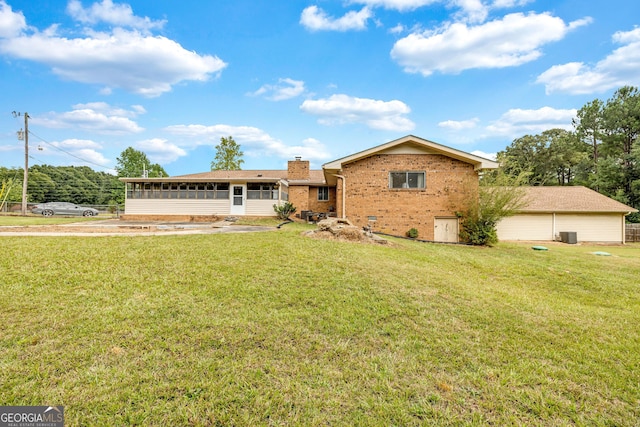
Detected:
left=305, top=217, right=388, bottom=244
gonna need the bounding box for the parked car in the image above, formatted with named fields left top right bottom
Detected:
left=31, top=202, right=99, bottom=217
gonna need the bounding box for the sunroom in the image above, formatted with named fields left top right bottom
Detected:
left=120, top=176, right=289, bottom=218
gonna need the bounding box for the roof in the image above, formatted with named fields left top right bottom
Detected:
left=518, top=186, right=638, bottom=213
left=120, top=169, right=327, bottom=185
left=323, top=135, right=499, bottom=172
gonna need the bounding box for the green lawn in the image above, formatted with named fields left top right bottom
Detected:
left=1, top=227, right=639, bottom=426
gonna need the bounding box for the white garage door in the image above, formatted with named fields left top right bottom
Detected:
left=496, top=214, right=553, bottom=241
left=555, top=214, right=623, bottom=242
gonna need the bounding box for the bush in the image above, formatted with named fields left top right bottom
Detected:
left=406, top=228, right=419, bottom=238
left=273, top=202, right=296, bottom=220
left=459, top=219, right=498, bottom=246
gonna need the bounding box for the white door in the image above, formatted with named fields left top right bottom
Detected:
left=434, top=217, right=459, bottom=242
left=230, top=185, right=246, bottom=215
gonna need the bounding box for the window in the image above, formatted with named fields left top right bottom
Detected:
left=390, top=172, right=425, bottom=189
left=247, top=183, right=277, bottom=200
left=127, top=182, right=230, bottom=199
left=318, top=186, right=329, bottom=201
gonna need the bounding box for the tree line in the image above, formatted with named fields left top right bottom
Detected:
left=0, top=138, right=240, bottom=209
left=497, top=86, right=640, bottom=222
left=0, top=147, right=168, bottom=208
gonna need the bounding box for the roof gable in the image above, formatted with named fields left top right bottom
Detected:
left=323, top=135, right=499, bottom=171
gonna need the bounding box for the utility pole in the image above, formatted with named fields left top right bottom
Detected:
left=13, top=111, right=29, bottom=216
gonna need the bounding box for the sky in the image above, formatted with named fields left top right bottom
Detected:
left=1, top=0, right=639, bottom=177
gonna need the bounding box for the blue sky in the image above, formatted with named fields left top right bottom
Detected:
left=1, top=0, right=639, bottom=176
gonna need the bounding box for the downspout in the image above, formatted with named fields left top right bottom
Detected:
left=333, top=174, right=346, bottom=219
left=552, top=212, right=556, bottom=241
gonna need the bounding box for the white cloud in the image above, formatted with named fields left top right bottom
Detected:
left=163, top=124, right=332, bottom=162
left=470, top=150, right=497, bottom=160
left=249, top=78, right=306, bottom=101
left=389, top=24, right=405, bottom=34
left=490, top=0, right=532, bottom=8
left=349, top=0, right=530, bottom=22
left=136, top=138, right=187, bottom=164
left=485, top=107, right=576, bottom=137
left=300, top=94, right=415, bottom=131
left=451, top=0, right=488, bottom=23
left=348, top=0, right=438, bottom=11
left=0, top=0, right=26, bottom=37
left=33, top=103, right=145, bottom=135
left=391, top=12, right=591, bottom=76
left=0, top=2, right=226, bottom=97
left=66, top=0, right=166, bottom=32
left=300, top=5, right=372, bottom=31
left=536, top=27, right=640, bottom=95
left=44, top=138, right=111, bottom=166
left=438, top=118, right=479, bottom=130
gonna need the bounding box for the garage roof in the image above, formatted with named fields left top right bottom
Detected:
left=519, top=186, right=638, bottom=213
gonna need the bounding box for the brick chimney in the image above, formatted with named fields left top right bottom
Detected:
left=287, top=157, right=310, bottom=180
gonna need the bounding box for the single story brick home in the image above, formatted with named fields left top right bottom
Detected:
left=496, top=186, right=638, bottom=244
left=121, top=134, right=636, bottom=243
left=121, top=135, right=498, bottom=241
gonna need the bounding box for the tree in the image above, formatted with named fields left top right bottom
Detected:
left=459, top=172, right=528, bottom=246
left=211, top=136, right=244, bottom=171
left=601, top=86, right=640, bottom=204
left=0, top=168, right=22, bottom=203
left=115, top=147, right=168, bottom=178
left=498, top=129, right=584, bottom=186
left=574, top=99, right=605, bottom=179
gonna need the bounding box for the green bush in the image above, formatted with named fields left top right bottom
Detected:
left=406, top=228, right=419, bottom=238
left=460, top=219, right=498, bottom=246
left=273, top=202, right=296, bottom=220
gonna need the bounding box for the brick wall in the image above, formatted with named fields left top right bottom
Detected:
left=288, top=186, right=310, bottom=214
left=287, top=159, right=310, bottom=180
left=341, top=154, right=478, bottom=240
left=307, top=186, right=336, bottom=213
left=288, top=185, right=336, bottom=219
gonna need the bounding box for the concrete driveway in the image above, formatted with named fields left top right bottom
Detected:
left=0, top=219, right=278, bottom=236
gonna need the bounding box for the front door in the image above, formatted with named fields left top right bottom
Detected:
left=230, top=185, right=246, bottom=215
left=434, top=217, right=459, bottom=242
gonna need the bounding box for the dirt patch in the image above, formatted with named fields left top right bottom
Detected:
left=304, top=218, right=389, bottom=245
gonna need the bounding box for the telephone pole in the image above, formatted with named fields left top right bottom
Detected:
left=13, top=111, right=29, bottom=216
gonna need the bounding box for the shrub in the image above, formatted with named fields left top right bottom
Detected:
left=273, top=202, right=296, bottom=220
left=459, top=219, right=498, bottom=246
left=406, top=228, right=419, bottom=238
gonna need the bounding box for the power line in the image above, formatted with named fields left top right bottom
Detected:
left=27, top=130, right=115, bottom=171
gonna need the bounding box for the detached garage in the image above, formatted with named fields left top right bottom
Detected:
left=497, top=186, right=638, bottom=244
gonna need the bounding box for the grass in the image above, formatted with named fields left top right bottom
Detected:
left=1, top=228, right=639, bottom=426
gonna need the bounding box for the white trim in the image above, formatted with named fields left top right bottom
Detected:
left=230, top=184, right=246, bottom=215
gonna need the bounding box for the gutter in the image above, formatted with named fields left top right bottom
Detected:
left=333, top=174, right=346, bottom=219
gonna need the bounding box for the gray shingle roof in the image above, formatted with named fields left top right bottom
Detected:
left=518, top=186, right=637, bottom=213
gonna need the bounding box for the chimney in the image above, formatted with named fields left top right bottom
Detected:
left=287, top=157, right=310, bottom=180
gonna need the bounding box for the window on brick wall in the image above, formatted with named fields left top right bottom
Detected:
left=318, top=186, right=329, bottom=201
left=389, top=172, right=425, bottom=189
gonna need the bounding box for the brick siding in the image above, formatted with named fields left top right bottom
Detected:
left=340, top=154, right=478, bottom=240
left=287, top=159, right=310, bottom=180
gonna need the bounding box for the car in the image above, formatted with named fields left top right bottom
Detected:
left=31, top=202, right=100, bottom=217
